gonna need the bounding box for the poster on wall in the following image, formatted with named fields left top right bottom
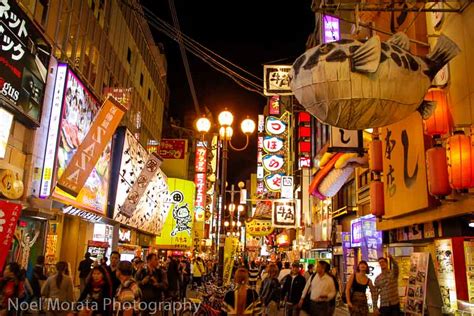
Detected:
left=464, top=240, right=474, bottom=302
left=405, top=253, right=429, bottom=316
left=46, top=66, right=112, bottom=215
left=110, top=128, right=169, bottom=235
left=155, top=178, right=195, bottom=249
left=434, top=239, right=457, bottom=314
left=0, top=0, right=52, bottom=127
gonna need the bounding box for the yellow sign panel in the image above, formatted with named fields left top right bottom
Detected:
left=155, top=178, right=195, bottom=249
left=381, top=112, right=428, bottom=218
left=223, top=237, right=239, bottom=285
left=246, top=217, right=274, bottom=236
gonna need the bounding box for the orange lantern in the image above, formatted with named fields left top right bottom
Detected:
left=369, top=139, right=383, bottom=172
left=424, top=89, right=450, bottom=136
left=370, top=180, right=384, bottom=217
left=446, top=131, right=474, bottom=190
left=426, top=145, right=452, bottom=197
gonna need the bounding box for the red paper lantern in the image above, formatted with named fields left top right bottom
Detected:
left=447, top=131, right=474, bottom=190
left=424, top=89, right=450, bottom=136
left=369, top=139, right=383, bottom=172
left=426, top=146, right=452, bottom=197
left=370, top=180, right=384, bottom=217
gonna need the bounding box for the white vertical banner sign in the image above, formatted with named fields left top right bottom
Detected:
left=280, top=176, right=294, bottom=199
left=120, top=152, right=163, bottom=217
left=239, top=189, right=247, bottom=205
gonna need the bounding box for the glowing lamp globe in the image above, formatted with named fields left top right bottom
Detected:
left=219, top=126, right=233, bottom=140
left=196, top=117, right=211, bottom=133
left=218, top=110, right=234, bottom=126
left=241, top=118, right=256, bottom=134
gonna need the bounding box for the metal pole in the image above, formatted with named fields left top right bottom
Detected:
left=217, top=138, right=228, bottom=286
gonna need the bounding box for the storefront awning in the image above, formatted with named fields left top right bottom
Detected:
left=377, top=195, right=474, bottom=231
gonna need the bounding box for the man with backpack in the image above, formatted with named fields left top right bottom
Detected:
left=281, top=262, right=306, bottom=316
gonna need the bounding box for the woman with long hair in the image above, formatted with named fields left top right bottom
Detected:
left=222, top=268, right=262, bottom=316
left=42, top=261, right=74, bottom=316
left=78, top=266, right=112, bottom=316
left=259, top=263, right=281, bottom=316
left=0, top=262, right=25, bottom=316
left=345, top=261, right=376, bottom=316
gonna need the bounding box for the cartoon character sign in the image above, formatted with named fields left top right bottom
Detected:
left=290, top=33, right=460, bottom=130
left=169, top=191, right=192, bottom=237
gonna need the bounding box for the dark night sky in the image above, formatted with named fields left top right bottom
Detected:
left=142, top=0, right=314, bottom=183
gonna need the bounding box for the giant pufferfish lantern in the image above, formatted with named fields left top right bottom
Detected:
left=289, top=32, right=460, bottom=130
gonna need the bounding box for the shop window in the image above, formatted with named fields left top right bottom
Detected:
left=140, top=73, right=144, bottom=87
left=127, top=48, right=132, bottom=64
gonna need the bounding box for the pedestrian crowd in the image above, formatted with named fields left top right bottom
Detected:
left=0, top=252, right=400, bottom=316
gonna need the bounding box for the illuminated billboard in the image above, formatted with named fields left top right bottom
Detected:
left=39, top=65, right=112, bottom=215
left=109, top=128, right=169, bottom=234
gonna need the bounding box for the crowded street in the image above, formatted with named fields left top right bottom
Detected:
left=1, top=0, right=474, bottom=315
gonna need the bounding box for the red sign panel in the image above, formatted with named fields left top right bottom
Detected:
left=159, top=139, right=186, bottom=159
left=0, top=201, right=21, bottom=269
left=194, top=144, right=207, bottom=173
left=269, top=96, right=280, bottom=115
left=194, top=173, right=207, bottom=221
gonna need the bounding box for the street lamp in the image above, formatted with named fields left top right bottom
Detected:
left=195, top=109, right=255, bottom=286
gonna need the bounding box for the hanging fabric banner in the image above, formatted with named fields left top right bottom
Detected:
left=0, top=201, right=22, bottom=269
left=119, top=152, right=163, bottom=218
left=223, top=237, right=239, bottom=285
left=57, top=96, right=128, bottom=196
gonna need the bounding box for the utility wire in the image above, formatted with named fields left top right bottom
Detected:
left=121, top=0, right=264, bottom=95
left=168, top=0, right=200, bottom=115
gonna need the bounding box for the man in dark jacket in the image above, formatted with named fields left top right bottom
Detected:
left=135, top=253, right=168, bottom=316
left=281, top=262, right=306, bottom=316
left=78, top=252, right=94, bottom=293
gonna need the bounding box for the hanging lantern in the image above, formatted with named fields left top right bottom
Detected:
left=424, top=89, right=450, bottom=136
left=369, top=139, right=383, bottom=172
left=426, top=145, right=452, bottom=197
left=370, top=180, right=384, bottom=217
left=446, top=131, right=474, bottom=190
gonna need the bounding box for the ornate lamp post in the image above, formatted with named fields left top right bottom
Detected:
left=195, top=110, right=255, bottom=285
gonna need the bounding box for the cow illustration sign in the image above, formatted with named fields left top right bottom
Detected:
left=155, top=178, right=195, bottom=249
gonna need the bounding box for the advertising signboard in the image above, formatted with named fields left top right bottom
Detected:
left=49, top=67, right=112, bottom=215
left=155, top=178, right=195, bottom=249
left=109, top=128, right=169, bottom=234
left=0, top=0, right=52, bottom=127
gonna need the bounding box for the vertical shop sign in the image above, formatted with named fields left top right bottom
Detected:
left=0, top=201, right=21, bottom=269
left=194, top=141, right=207, bottom=222
left=381, top=113, right=428, bottom=217
left=434, top=239, right=458, bottom=313
left=342, top=232, right=355, bottom=281
left=39, top=63, right=67, bottom=198
left=57, top=97, right=128, bottom=196
left=120, top=152, right=163, bottom=218
left=263, top=65, right=293, bottom=96
left=223, top=237, right=239, bottom=285
left=268, top=95, right=280, bottom=115
left=464, top=240, right=474, bottom=302
left=359, top=215, right=383, bottom=262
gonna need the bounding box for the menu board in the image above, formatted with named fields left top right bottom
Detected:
left=434, top=239, right=457, bottom=314
left=406, top=253, right=429, bottom=315
left=464, top=240, right=474, bottom=302
left=396, top=256, right=412, bottom=311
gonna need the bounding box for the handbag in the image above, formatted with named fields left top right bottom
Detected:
left=302, top=273, right=316, bottom=313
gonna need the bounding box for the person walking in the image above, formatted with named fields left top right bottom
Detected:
left=298, top=261, right=336, bottom=316
left=78, top=266, right=113, bottom=316
left=0, top=262, right=25, bottom=315
left=192, top=257, right=205, bottom=287
left=31, top=255, right=47, bottom=303
left=179, top=259, right=190, bottom=300
left=42, top=261, right=74, bottom=316
left=278, top=262, right=292, bottom=283
left=114, top=261, right=141, bottom=316
left=281, top=262, right=306, bottom=316
left=135, top=253, right=168, bottom=316
left=259, top=263, right=281, bottom=316
left=78, top=252, right=94, bottom=293
left=303, top=264, right=314, bottom=281
left=106, top=251, right=121, bottom=296
left=374, top=255, right=400, bottom=316
left=248, top=261, right=260, bottom=291
left=345, top=261, right=376, bottom=316
left=222, top=268, right=262, bottom=315
left=166, top=257, right=179, bottom=300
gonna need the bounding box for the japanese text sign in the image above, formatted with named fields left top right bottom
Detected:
left=323, top=15, right=340, bottom=43
left=272, top=199, right=297, bottom=228
left=159, top=139, right=186, bottom=159
left=329, top=127, right=363, bottom=152
left=246, top=218, right=274, bottom=236
left=194, top=142, right=207, bottom=173
left=264, top=65, right=293, bottom=96
left=0, top=200, right=21, bottom=269
left=57, top=96, right=128, bottom=197
left=381, top=113, right=428, bottom=217
left=0, top=0, right=52, bottom=126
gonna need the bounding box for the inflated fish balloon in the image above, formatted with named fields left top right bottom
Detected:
left=289, top=33, right=460, bottom=130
